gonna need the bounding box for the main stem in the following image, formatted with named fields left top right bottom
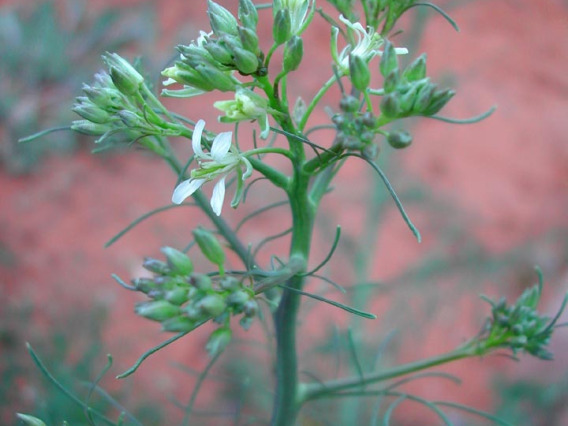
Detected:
left=271, top=156, right=314, bottom=426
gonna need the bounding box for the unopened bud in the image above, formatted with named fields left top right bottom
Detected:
left=135, top=300, right=180, bottom=322
left=283, top=36, right=303, bottom=72
left=143, top=257, right=171, bottom=275
left=72, top=102, right=110, bottom=124
left=197, top=294, right=227, bottom=317
left=162, top=316, right=195, bottom=332
left=204, top=41, right=234, bottom=65
left=238, top=26, right=260, bottom=55
left=193, top=227, right=226, bottom=268
left=164, top=287, right=189, bottom=305
left=243, top=299, right=259, bottom=317
left=195, top=64, right=237, bottom=92
left=402, top=54, right=427, bottom=82
left=238, top=0, right=258, bottom=30
left=71, top=120, right=108, bottom=136
left=103, top=53, right=144, bottom=95
left=383, top=70, right=399, bottom=94
left=379, top=41, right=398, bottom=78
left=190, top=273, right=212, bottom=291
left=206, top=327, right=232, bottom=357
left=349, top=54, right=370, bottom=92
left=379, top=94, right=400, bottom=118
left=339, top=95, right=359, bottom=113
left=161, top=247, right=193, bottom=276
left=387, top=130, right=412, bottom=149
left=231, top=46, right=259, bottom=75
left=273, top=9, right=292, bottom=45
left=220, top=276, right=239, bottom=291
left=132, top=277, right=156, bottom=294
left=227, top=290, right=250, bottom=308
left=423, top=89, right=455, bottom=115
left=413, top=83, right=436, bottom=113
left=207, top=0, right=239, bottom=37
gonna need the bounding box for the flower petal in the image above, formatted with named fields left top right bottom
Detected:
left=210, top=177, right=226, bottom=216
left=192, top=120, right=206, bottom=157
left=210, top=132, right=232, bottom=162
left=172, top=178, right=206, bottom=204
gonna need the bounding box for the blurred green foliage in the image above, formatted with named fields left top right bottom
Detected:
left=0, top=0, right=155, bottom=174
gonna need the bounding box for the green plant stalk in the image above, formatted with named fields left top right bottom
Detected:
left=299, top=342, right=477, bottom=402
left=271, top=165, right=315, bottom=426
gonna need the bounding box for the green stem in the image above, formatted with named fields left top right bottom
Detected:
left=300, top=344, right=475, bottom=402
left=299, top=76, right=338, bottom=132
left=271, top=169, right=315, bottom=426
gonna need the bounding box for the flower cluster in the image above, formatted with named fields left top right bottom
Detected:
left=332, top=96, right=379, bottom=158
left=133, top=245, right=259, bottom=357
left=162, top=0, right=263, bottom=97
left=478, top=276, right=567, bottom=360
left=172, top=120, right=252, bottom=216
left=71, top=53, right=179, bottom=155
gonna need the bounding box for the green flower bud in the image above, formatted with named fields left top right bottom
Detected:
left=142, top=257, right=170, bottom=275
left=197, top=294, right=227, bottom=317
left=227, top=289, right=250, bottom=308
left=402, top=54, right=427, bottom=82
left=273, top=9, right=292, bottom=45
left=413, top=83, right=436, bottom=113
left=339, top=95, right=359, bottom=113
left=195, top=64, right=237, bottom=92
left=72, top=101, right=111, bottom=124
left=162, top=66, right=216, bottom=92
left=204, top=41, right=234, bottom=65
left=239, top=315, right=254, bottom=330
left=387, top=130, right=412, bottom=149
left=349, top=54, right=370, bottom=92
left=206, top=327, right=232, bottom=357
left=207, top=0, right=239, bottom=37
left=164, top=287, right=190, bottom=305
left=379, top=40, right=398, bottom=78
left=132, top=277, right=156, bottom=294
left=283, top=36, right=303, bottom=73
left=103, top=53, right=144, bottom=95
left=362, top=143, right=380, bottom=160
left=190, top=273, right=213, bottom=291
left=71, top=120, right=108, bottom=136
left=118, top=110, right=146, bottom=129
left=135, top=300, right=180, bottom=322
left=361, top=111, right=377, bottom=128
left=379, top=94, right=400, bottom=118
left=161, top=247, right=193, bottom=276
left=398, top=81, right=422, bottom=114
left=243, top=299, right=259, bottom=317
left=238, top=0, right=258, bottom=30
left=231, top=46, right=259, bottom=75
left=193, top=227, right=226, bottom=268
left=162, top=316, right=196, bottom=332
left=423, top=89, right=455, bottom=115
left=220, top=276, right=239, bottom=291
left=383, top=70, right=399, bottom=94
left=183, top=304, right=203, bottom=321
left=238, top=26, right=260, bottom=55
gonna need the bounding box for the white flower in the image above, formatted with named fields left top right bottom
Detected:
left=333, top=15, right=408, bottom=73
left=172, top=120, right=253, bottom=216
left=214, top=88, right=272, bottom=139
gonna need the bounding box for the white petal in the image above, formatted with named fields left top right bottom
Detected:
left=210, top=177, right=226, bottom=216
left=192, top=120, right=206, bottom=157
left=394, top=47, right=409, bottom=55
left=172, top=178, right=206, bottom=204
left=242, top=157, right=253, bottom=180
left=210, top=132, right=232, bottom=162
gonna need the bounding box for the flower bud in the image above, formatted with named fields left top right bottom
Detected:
left=193, top=227, right=226, bottom=268
left=339, top=95, right=359, bottom=113
left=273, top=9, right=292, bottom=45
left=387, top=130, right=412, bottom=149
left=243, top=299, right=259, bottom=317
left=239, top=315, right=254, bottom=330
left=16, top=414, right=46, bottom=426
left=204, top=41, right=234, bottom=65
left=349, top=54, right=370, bottom=92
left=206, top=327, right=232, bottom=357
left=161, top=246, right=193, bottom=276
left=195, top=64, right=237, bottom=92
left=227, top=289, right=250, bottom=308
left=197, top=294, right=227, bottom=317
left=238, top=26, right=260, bottom=55
left=207, top=0, right=239, bottom=37
left=383, top=70, right=399, bottom=94
left=379, top=94, right=400, bottom=118
left=118, top=110, right=146, bottom=129
left=162, top=316, right=196, bottom=332
left=161, top=66, right=216, bottom=92
left=103, top=53, right=144, bottom=95
left=190, top=273, right=213, bottom=291
left=402, top=54, right=427, bottom=82
left=143, top=257, right=171, bottom=275
left=135, top=300, right=180, bottom=322
left=72, top=102, right=111, bottom=124
left=231, top=46, right=259, bottom=75
left=220, top=276, right=239, bottom=291
left=283, top=36, right=303, bottom=73
left=238, top=0, right=258, bottom=31
left=413, top=83, right=436, bottom=113
left=132, top=277, right=156, bottom=294
left=423, top=89, right=455, bottom=115
left=71, top=120, right=108, bottom=136
left=164, top=287, right=190, bottom=305
left=379, top=40, right=398, bottom=78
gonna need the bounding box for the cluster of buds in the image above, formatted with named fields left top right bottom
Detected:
left=332, top=96, right=379, bottom=159
left=133, top=245, right=259, bottom=356
left=71, top=53, right=176, bottom=155
left=477, top=275, right=567, bottom=360
left=162, top=0, right=264, bottom=97
left=378, top=42, right=455, bottom=122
